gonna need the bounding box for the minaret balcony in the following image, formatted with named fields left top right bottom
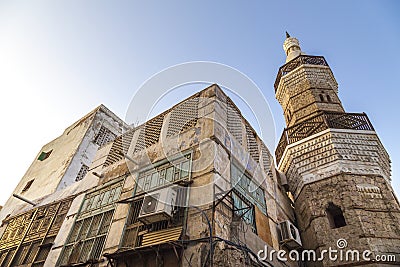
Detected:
left=275, top=111, right=374, bottom=163
left=274, top=55, right=329, bottom=92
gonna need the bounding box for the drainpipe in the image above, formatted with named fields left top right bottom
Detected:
left=12, top=194, right=36, bottom=206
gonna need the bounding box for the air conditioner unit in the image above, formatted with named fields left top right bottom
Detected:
left=138, top=187, right=177, bottom=224
left=279, top=220, right=302, bottom=249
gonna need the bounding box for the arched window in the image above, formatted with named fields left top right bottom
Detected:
left=326, top=202, right=346, bottom=228
left=319, top=94, right=324, bottom=102
left=326, top=95, right=332, bottom=102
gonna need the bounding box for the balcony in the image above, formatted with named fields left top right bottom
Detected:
left=275, top=111, right=374, bottom=164
left=274, top=55, right=329, bottom=92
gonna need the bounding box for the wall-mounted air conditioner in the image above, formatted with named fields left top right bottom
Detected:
left=279, top=220, right=302, bottom=249
left=138, top=187, right=177, bottom=224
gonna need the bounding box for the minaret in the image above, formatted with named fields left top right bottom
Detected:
left=277, top=33, right=345, bottom=128
left=275, top=33, right=400, bottom=266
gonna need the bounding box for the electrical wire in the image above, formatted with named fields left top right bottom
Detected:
left=178, top=236, right=275, bottom=267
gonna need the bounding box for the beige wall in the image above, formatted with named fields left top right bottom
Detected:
left=0, top=105, right=126, bottom=222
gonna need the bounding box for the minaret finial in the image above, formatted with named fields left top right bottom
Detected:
left=283, top=33, right=304, bottom=62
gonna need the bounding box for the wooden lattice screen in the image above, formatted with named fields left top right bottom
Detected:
left=0, top=198, right=73, bottom=267
left=57, top=181, right=123, bottom=266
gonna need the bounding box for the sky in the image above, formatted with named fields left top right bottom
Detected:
left=0, top=0, right=399, bottom=205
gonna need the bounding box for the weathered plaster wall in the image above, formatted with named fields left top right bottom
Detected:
left=0, top=105, right=126, bottom=223
left=57, top=105, right=127, bottom=190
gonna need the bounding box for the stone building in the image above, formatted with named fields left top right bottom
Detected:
left=275, top=33, right=400, bottom=266
left=0, top=34, right=398, bottom=267
left=0, top=85, right=296, bottom=267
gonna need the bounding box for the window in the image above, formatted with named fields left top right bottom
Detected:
left=76, top=164, right=89, bottom=181
left=326, top=202, right=346, bottom=229
left=326, top=94, right=332, bottom=102
left=231, top=164, right=267, bottom=214
left=0, top=248, right=16, bottom=266
left=232, top=192, right=257, bottom=233
left=12, top=240, right=42, bottom=266
left=38, top=150, right=52, bottom=161
left=0, top=199, right=72, bottom=266
left=22, top=179, right=34, bottom=193
left=136, top=153, right=192, bottom=194
left=94, top=126, right=116, bottom=147
left=319, top=94, right=324, bottom=102
left=57, top=182, right=123, bottom=266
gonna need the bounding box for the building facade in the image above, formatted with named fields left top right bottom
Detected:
left=0, top=104, right=127, bottom=224
left=0, top=35, right=398, bottom=267
left=0, top=85, right=297, bottom=267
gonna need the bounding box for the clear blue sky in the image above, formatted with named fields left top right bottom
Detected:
left=0, top=0, right=399, bottom=204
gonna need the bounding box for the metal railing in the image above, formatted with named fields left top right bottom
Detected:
left=274, top=55, right=329, bottom=92
left=275, top=111, right=374, bottom=164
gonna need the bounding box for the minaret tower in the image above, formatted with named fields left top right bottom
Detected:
left=275, top=33, right=400, bottom=266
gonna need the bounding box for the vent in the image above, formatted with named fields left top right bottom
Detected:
left=22, top=179, right=34, bottom=193
left=122, top=129, right=135, bottom=151
left=261, top=144, right=272, bottom=175
left=103, top=129, right=135, bottom=167
left=103, top=136, right=123, bottom=167
left=166, top=97, right=199, bottom=137
left=246, top=124, right=259, bottom=163
left=227, top=98, right=243, bottom=145
left=94, top=126, right=116, bottom=147
left=134, top=115, right=165, bottom=153
left=38, top=150, right=52, bottom=161
left=143, top=115, right=164, bottom=147
left=75, top=164, right=89, bottom=181
left=134, top=127, right=146, bottom=153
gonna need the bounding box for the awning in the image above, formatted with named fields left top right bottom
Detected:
left=104, top=226, right=184, bottom=260
left=141, top=226, right=183, bottom=247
